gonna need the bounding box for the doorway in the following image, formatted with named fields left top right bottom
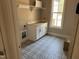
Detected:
left=3, top=0, right=79, bottom=59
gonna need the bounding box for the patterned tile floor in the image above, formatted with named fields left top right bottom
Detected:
left=22, top=35, right=67, bottom=59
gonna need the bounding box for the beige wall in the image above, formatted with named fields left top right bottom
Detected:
left=46, top=0, right=79, bottom=59
left=48, top=0, right=78, bottom=37
left=17, top=7, right=42, bottom=30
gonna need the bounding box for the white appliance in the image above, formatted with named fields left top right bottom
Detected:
left=36, top=0, right=42, bottom=8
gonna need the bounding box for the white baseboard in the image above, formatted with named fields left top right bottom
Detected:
left=48, top=32, right=70, bottom=40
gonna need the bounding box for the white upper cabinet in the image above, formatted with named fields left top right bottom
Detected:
left=36, top=0, right=42, bottom=8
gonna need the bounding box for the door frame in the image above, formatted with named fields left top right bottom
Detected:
left=0, top=0, right=21, bottom=59
left=0, top=3, right=9, bottom=59
left=0, top=0, right=79, bottom=59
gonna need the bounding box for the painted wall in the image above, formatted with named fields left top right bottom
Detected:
left=17, top=7, right=41, bottom=30
left=48, top=0, right=78, bottom=37
left=45, top=0, right=79, bottom=59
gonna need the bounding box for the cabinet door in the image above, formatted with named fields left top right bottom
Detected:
left=30, top=0, right=36, bottom=6
left=36, top=25, right=41, bottom=39
left=44, top=23, right=47, bottom=34
left=41, top=23, right=47, bottom=36
left=37, top=23, right=47, bottom=39
left=28, top=24, right=37, bottom=41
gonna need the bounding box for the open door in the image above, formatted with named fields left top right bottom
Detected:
left=72, top=19, right=79, bottom=59
left=0, top=30, right=6, bottom=59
